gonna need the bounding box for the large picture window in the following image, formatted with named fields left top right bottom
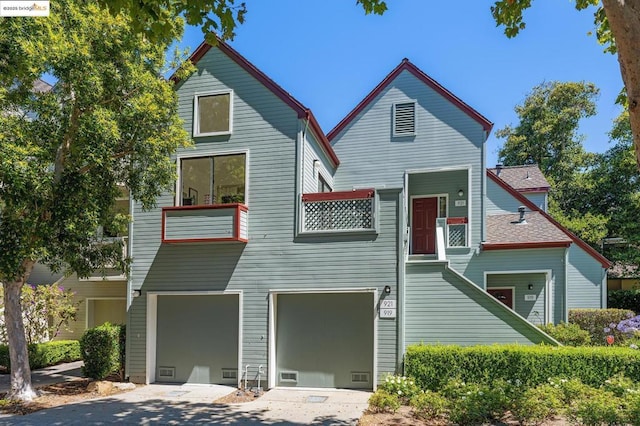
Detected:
left=180, top=153, right=246, bottom=206
left=194, top=91, right=232, bottom=136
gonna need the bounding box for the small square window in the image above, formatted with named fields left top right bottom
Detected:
left=393, top=102, right=416, bottom=136
left=194, top=91, right=232, bottom=136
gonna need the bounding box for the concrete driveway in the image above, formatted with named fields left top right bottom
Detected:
left=1, top=383, right=371, bottom=425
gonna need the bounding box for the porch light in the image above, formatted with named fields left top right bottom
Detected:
left=132, top=289, right=142, bottom=298
left=458, top=189, right=464, bottom=197
left=528, top=284, right=533, bottom=290
left=384, top=285, right=392, bottom=295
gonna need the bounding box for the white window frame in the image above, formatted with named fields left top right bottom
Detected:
left=193, top=90, right=234, bottom=137
left=175, top=148, right=249, bottom=207
left=392, top=101, right=417, bottom=137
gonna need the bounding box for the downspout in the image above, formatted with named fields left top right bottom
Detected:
left=396, top=172, right=409, bottom=373
left=602, top=267, right=608, bottom=309
left=295, top=117, right=307, bottom=236
left=564, top=246, right=570, bottom=323
left=480, top=130, right=487, bottom=243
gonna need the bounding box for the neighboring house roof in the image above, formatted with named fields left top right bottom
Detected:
left=169, top=40, right=339, bottom=167
left=32, top=79, right=52, bottom=93
left=484, top=212, right=572, bottom=250
left=486, top=171, right=611, bottom=268
left=487, top=164, right=550, bottom=193
left=327, top=58, right=493, bottom=141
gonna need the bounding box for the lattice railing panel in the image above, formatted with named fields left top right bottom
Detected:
left=303, top=198, right=374, bottom=231
left=448, top=224, right=467, bottom=247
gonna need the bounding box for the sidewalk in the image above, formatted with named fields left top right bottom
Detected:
left=0, top=361, right=84, bottom=393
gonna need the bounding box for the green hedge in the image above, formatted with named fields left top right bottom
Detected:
left=608, top=290, right=640, bottom=314
left=569, top=308, right=635, bottom=345
left=405, top=344, right=640, bottom=391
left=80, top=323, right=125, bottom=380
left=0, top=340, right=81, bottom=371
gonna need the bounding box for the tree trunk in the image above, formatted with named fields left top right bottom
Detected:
left=3, top=261, right=37, bottom=401
left=601, top=0, right=640, bottom=169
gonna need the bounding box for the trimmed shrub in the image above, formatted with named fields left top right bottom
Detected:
left=538, top=322, right=591, bottom=346
left=0, top=340, right=80, bottom=371
left=404, top=344, right=640, bottom=391
left=512, top=384, right=563, bottom=425
left=573, top=390, right=623, bottom=426
left=446, top=380, right=510, bottom=425
left=608, top=289, right=640, bottom=314
left=378, top=374, right=419, bottom=404
left=410, top=390, right=448, bottom=420
left=625, top=393, right=640, bottom=425
left=569, top=308, right=635, bottom=345
left=80, top=323, right=125, bottom=380
left=368, top=390, right=400, bottom=413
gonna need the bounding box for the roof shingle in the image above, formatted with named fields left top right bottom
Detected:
left=488, top=165, right=550, bottom=192
left=485, top=211, right=572, bottom=247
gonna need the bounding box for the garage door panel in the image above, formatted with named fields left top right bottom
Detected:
left=276, top=293, right=373, bottom=389
left=156, top=294, right=238, bottom=384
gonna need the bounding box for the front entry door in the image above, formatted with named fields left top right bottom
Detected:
left=488, top=288, right=514, bottom=309
left=412, top=197, right=438, bottom=254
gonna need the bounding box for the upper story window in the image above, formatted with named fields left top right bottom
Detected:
left=179, top=153, right=246, bottom=206
left=193, top=90, right=233, bottom=136
left=318, top=174, right=332, bottom=193
left=393, top=102, right=416, bottom=136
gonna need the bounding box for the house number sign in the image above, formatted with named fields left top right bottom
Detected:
left=380, top=299, right=396, bottom=319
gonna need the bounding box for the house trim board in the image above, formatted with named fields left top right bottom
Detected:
left=484, top=269, right=552, bottom=324
left=145, top=290, right=243, bottom=386
left=267, top=288, right=378, bottom=390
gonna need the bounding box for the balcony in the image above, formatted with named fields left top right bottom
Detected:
left=301, top=189, right=375, bottom=233
left=162, top=204, right=248, bottom=243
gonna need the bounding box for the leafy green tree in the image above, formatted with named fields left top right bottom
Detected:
left=492, top=0, right=640, bottom=170
left=0, top=0, right=190, bottom=400
left=497, top=81, right=599, bottom=216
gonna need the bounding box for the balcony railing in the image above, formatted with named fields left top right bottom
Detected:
left=301, top=189, right=375, bottom=233
left=162, top=203, right=248, bottom=243
left=446, top=217, right=468, bottom=247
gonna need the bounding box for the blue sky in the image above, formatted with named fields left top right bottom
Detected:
left=177, top=0, right=623, bottom=166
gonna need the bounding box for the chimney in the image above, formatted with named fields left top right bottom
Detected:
left=496, top=163, right=503, bottom=176
left=518, top=206, right=526, bottom=223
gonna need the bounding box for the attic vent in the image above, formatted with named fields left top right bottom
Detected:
left=158, top=366, right=175, bottom=379
left=393, top=102, right=416, bottom=136
left=280, top=371, right=298, bottom=383
left=351, top=372, right=370, bottom=383
left=222, top=368, right=237, bottom=380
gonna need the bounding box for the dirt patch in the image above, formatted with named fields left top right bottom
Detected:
left=0, top=378, right=137, bottom=416
left=213, top=388, right=264, bottom=404
left=358, top=407, right=570, bottom=425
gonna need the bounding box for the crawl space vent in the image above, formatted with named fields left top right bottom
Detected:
left=280, top=371, right=298, bottom=383
left=351, top=372, right=371, bottom=383
left=222, top=368, right=238, bottom=380
left=158, top=366, right=175, bottom=379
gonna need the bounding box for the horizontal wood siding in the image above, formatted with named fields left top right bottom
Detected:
left=303, top=132, right=334, bottom=193
left=128, top=47, right=400, bottom=383
left=164, top=208, right=238, bottom=240
left=463, top=248, right=566, bottom=324
left=524, top=193, right=546, bottom=211
left=55, top=276, right=126, bottom=340
left=487, top=177, right=524, bottom=215
left=487, top=273, right=547, bottom=325
left=567, top=244, right=606, bottom=309
left=405, top=264, right=551, bottom=345
left=331, top=70, right=484, bottom=248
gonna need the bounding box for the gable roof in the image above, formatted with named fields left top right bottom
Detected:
left=485, top=212, right=572, bottom=250
left=169, top=40, right=339, bottom=167
left=488, top=164, right=550, bottom=193
left=486, top=171, right=611, bottom=268
left=327, top=58, right=493, bottom=141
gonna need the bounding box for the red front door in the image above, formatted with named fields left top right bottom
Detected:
left=412, top=197, right=438, bottom=254
left=487, top=288, right=514, bottom=309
